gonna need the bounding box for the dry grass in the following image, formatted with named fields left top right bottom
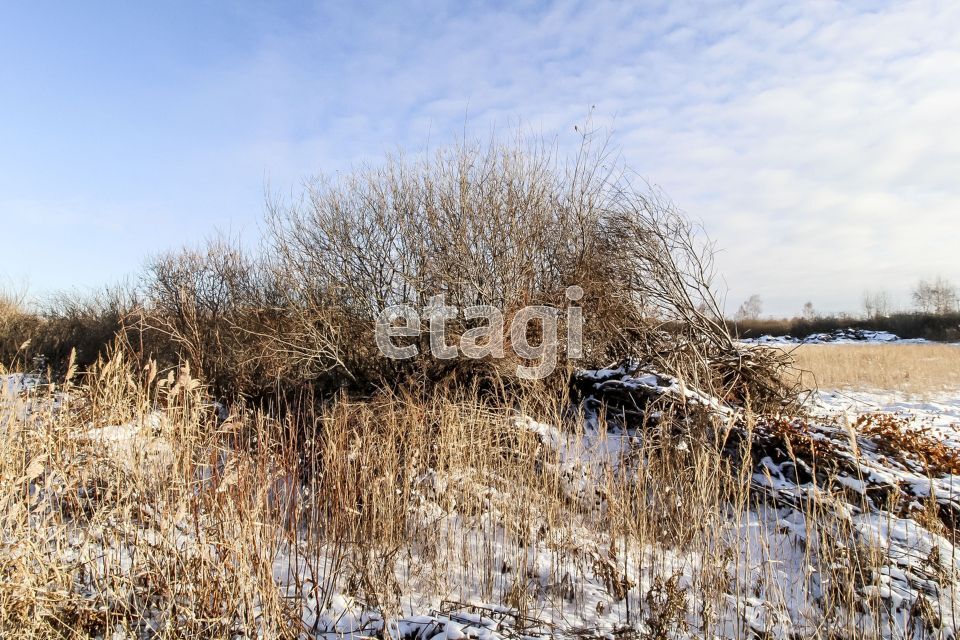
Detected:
left=2, top=345, right=958, bottom=638
left=787, top=343, right=960, bottom=397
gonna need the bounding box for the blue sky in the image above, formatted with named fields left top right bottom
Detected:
left=2, top=1, right=958, bottom=317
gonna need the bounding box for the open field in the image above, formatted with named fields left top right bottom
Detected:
left=787, top=343, right=960, bottom=398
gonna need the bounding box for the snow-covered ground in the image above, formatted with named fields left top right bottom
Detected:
left=1, top=372, right=38, bottom=398
left=284, top=378, right=960, bottom=639
left=4, top=368, right=960, bottom=638
left=740, top=328, right=932, bottom=345
left=814, top=388, right=960, bottom=447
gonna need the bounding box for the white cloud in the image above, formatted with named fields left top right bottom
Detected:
left=4, top=1, right=958, bottom=316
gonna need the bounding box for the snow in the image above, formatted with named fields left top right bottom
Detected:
left=0, top=373, right=44, bottom=426
left=812, top=388, right=960, bottom=448
left=1, top=372, right=39, bottom=398
left=740, top=328, right=933, bottom=345
left=7, top=365, right=960, bottom=638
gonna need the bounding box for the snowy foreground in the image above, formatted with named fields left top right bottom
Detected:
left=3, top=367, right=960, bottom=639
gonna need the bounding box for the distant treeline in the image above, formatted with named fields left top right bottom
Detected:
left=729, top=312, right=960, bottom=342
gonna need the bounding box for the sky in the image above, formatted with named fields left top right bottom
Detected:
left=1, top=1, right=958, bottom=317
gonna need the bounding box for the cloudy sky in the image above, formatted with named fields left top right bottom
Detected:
left=2, top=1, right=957, bottom=316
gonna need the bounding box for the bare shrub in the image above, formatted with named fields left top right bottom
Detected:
left=264, top=136, right=612, bottom=391
left=142, top=236, right=280, bottom=397
left=1, top=284, right=138, bottom=374
left=37, top=284, right=140, bottom=368
left=265, top=132, right=790, bottom=405
left=0, top=286, right=27, bottom=321
left=6, top=135, right=794, bottom=410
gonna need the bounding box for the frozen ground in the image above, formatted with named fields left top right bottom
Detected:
left=286, top=381, right=960, bottom=639
left=1, top=372, right=38, bottom=398
left=813, top=388, right=960, bottom=446
left=4, top=369, right=960, bottom=639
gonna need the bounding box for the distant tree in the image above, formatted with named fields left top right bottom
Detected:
left=912, top=277, right=958, bottom=315
left=801, top=301, right=816, bottom=321
left=862, top=289, right=890, bottom=319
left=735, top=294, right=763, bottom=321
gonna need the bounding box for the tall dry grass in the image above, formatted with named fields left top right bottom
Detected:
left=0, top=284, right=140, bottom=376
left=2, top=345, right=956, bottom=638
left=788, top=344, right=960, bottom=397
left=0, top=288, right=36, bottom=369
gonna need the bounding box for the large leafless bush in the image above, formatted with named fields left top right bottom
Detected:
left=141, top=237, right=280, bottom=397
left=263, top=133, right=792, bottom=405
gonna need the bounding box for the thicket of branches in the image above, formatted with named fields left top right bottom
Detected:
left=2, top=134, right=793, bottom=409
left=0, top=285, right=136, bottom=371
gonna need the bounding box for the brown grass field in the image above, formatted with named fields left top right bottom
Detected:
left=787, top=343, right=960, bottom=396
